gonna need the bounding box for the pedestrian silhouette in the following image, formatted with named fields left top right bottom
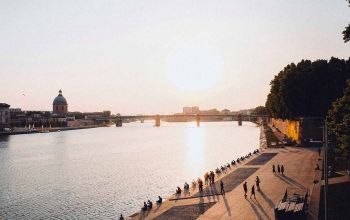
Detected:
left=256, top=176, right=260, bottom=191
left=243, top=181, right=248, bottom=198
left=250, top=185, right=256, bottom=199
left=220, top=180, right=225, bottom=196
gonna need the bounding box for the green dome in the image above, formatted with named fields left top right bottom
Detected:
left=53, top=90, right=68, bottom=105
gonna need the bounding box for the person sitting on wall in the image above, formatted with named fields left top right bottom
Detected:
left=184, top=182, right=189, bottom=190
left=176, top=186, right=182, bottom=194
left=156, top=196, right=163, bottom=204
left=147, top=200, right=153, bottom=209
left=142, top=202, right=147, bottom=211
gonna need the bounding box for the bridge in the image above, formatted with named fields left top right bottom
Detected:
left=112, top=114, right=269, bottom=127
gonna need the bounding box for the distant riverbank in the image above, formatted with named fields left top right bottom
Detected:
left=0, top=125, right=105, bottom=136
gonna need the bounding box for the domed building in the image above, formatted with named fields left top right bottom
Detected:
left=53, top=89, right=68, bottom=115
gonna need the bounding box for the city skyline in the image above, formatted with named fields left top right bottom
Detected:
left=1, top=0, right=349, bottom=114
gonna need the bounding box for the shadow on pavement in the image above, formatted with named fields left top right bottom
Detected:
left=258, top=190, right=275, bottom=208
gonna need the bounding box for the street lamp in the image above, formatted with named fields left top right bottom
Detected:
left=321, top=122, right=329, bottom=220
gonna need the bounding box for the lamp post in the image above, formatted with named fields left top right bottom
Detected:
left=322, top=122, right=328, bottom=220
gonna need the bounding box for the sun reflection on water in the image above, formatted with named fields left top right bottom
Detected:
left=185, top=124, right=206, bottom=178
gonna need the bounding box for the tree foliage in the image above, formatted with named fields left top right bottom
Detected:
left=343, top=24, right=350, bottom=43
left=252, top=106, right=268, bottom=115
left=265, top=57, right=350, bottom=119
left=327, top=80, right=350, bottom=159
left=343, top=0, right=350, bottom=43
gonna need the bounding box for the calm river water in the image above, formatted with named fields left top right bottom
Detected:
left=0, top=121, right=260, bottom=219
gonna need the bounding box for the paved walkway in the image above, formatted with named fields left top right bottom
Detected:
left=131, top=147, right=320, bottom=220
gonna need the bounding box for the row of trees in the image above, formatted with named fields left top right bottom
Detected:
left=265, top=58, right=350, bottom=163
left=266, top=58, right=350, bottom=119
left=252, top=106, right=268, bottom=115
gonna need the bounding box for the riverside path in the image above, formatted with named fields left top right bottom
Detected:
left=130, top=146, right=321, bottom=220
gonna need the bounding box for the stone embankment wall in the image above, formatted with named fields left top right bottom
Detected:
left=271, top=117, right=323, bottom=146
left=67, top=119, right=98, bottom=127
left=271, top=119, right=300, bottom=143
left=259, top=125, right=268, bottom=148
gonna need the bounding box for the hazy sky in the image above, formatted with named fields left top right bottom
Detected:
left=1, top=0, right=349, bottom=114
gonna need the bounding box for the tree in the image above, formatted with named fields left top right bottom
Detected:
left=252, top=106, right=268, bottom=115
left=343, top=0, right=350, bottom=43
left=327, top=80, right=350, bottom=163
left=344, top=24, right=350, bottom=43
left=265, top=58, right=350, bottom=119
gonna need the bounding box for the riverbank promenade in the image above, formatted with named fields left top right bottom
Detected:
left=131, top=147, right=321, bottom=220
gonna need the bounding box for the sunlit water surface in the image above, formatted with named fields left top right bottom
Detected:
left=0, top=121, right=260, bottom=219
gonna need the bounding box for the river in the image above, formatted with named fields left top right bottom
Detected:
left=0, top=121, right=260, bottom=219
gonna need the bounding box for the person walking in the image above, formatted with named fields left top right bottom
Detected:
left=243, top=181, right=248, bottom=198
left=256, top=176, right=261, bottom=191
left=198, top=178, right=203, bottom=193
left=204, top=172, right=209, bottom=185
left=220, top=180, right=225, bottom=196
left=250, top=185, right=256, bottom=199
left=119, top=214, right=125, bottom=220
left=272, top=164, right=276, bottom=174
left=212, top=171, right=215, bottom=184
left=281, top=165, right=285, bottom=175
left=277, top=164, right=281, bottom=174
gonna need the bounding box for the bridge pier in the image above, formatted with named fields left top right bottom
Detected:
left=238, top=114, right=242, bottom=126
left=115, top=118, right=122, bottom=127
left=196, top=114, right=200, bottom=127
left=155, top=115, right=160, bottom=127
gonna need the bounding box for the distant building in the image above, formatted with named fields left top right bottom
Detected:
left=183, top=106, right=200, bottom=114
left=183, top=107, right=192, bottom=114
left=10, top=108, right=21, bottom=113
left=0, top=103, right=11, bottom=129
left=221, top=109, right=231, bottom=115
left=191, top=106, right=200, bottom=114
left=53, top=89, right=68, bottom=115
left=10, top=109, right=53, bottom=127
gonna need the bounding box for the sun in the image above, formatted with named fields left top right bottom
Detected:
left=164, top=42, right=224, bottom=92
